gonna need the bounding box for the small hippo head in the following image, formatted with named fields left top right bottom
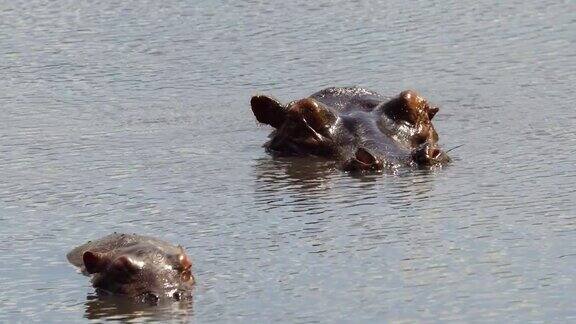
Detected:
left=251, top=95, right=339, bottom=157
left=80, top=242, right=194, bottom=304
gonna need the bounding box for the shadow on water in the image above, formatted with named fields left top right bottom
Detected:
left=252, top=156, right=441, bottom=215
left=248, top=155, right=447, bottom=262
left=252, top=156, right=343, bottom=212
left=83, top=293, right=193, bottom=322
left=253, top=156, right=337, bottom=190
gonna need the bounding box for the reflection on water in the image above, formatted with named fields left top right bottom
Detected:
left=1, top=0, right=575, bottom=322
left=254, top=157, right=337, bottom=190
left=253, top=157, right=337, bottom=213
left=253, top=156, right=438, bottom=216
left=84, top=293, right=193, bottom=322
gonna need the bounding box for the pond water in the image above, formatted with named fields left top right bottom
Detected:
left=1, top=0, right=575, bottom=322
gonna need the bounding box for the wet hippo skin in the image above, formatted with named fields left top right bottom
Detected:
left=67, top=233, right=194, bottom=304
left=251, top=87, right=450, bottom=171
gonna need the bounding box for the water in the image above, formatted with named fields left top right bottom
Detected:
left=1, top=0, right=575, bottom=322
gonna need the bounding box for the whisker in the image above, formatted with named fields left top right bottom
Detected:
left=445, top=144, right=465, bottom=153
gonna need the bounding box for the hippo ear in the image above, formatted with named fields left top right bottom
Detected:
left=83, top=251, right=108, bottom=274
left=428, top=107, right=439, bottom=120
left=178, top=246, right=192, bottom=271
left=251, top=95, right=287, bottom=129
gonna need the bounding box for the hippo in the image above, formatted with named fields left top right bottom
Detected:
left=67, top=233, right=194, bottom=304
left=250, top=86, right=450, bottom=171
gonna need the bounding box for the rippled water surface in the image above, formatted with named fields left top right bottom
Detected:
left=1, top=0, right=575, bottom=322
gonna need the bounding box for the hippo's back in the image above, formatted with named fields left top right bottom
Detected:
left=310, top=87, right=389, bottom=113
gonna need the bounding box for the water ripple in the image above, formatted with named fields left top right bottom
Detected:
left=1, top=0, right=575, bottom=322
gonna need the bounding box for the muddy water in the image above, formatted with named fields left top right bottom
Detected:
left=1, top=0, right=575, bottom=322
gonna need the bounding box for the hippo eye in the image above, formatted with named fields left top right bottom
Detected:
left=173, top=291, right=182, bottom=301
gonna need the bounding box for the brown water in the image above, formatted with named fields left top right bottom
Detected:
left=1, top=0, right=575, bottom=322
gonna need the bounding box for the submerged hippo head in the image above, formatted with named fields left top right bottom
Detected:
left=67, top=233, right=194, bottom=304
left=251, top=87, right=450, bottom=171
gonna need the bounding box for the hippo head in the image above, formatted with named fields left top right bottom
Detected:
left=251, top=89, right=449, bottom=171
left=81, top=243, right=194, bottom=304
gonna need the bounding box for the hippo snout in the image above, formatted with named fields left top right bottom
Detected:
left=412, top=143, right=450, bottom=166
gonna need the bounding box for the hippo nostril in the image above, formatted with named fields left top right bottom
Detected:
left=173, top=291, right=182, bottom=301
left=144, top=292, right=159, bottom=305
